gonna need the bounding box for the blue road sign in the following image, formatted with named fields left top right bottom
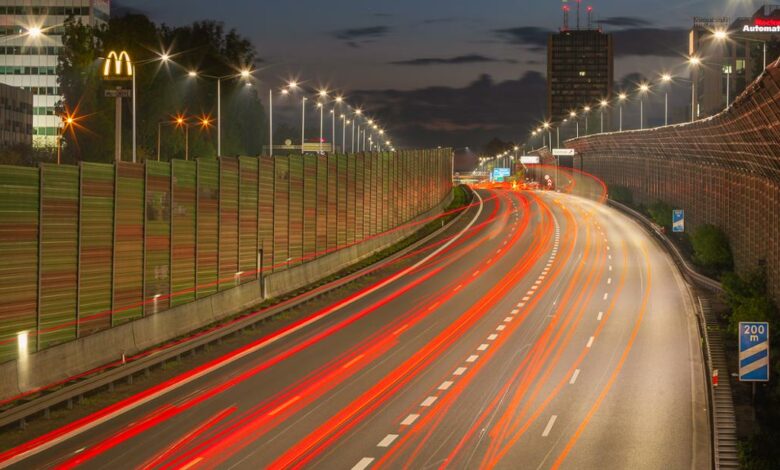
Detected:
left=672, top=209, right=684, bottom=233
left=492, top=168, right=510, bottom=182
left=739, top=321, right=770, bottom=382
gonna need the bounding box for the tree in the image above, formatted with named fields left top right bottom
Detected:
left=690, top=224, right=733, bottom=272
left=751, top=36, right=780, bottom=78
left=647, top=200, right=673, bottom=228
left=57, top=15, right=267, bottom=163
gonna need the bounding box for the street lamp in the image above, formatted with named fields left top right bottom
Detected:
left=569, top=111, right=578, bottom=138
left=618, top=93, right=627, bottom=131
left=638, top=83, right=650, bottom=129
left=599, top=99, right=608, bottom=133
left=57, top=112, right=76, bottom=165
left=660, top=73, right=672, bottom=125
left=583, top=106, right=591, bottom=135
left=688, top=56, right=701, bottom=122
left=188, top=68, right=253, bottom=156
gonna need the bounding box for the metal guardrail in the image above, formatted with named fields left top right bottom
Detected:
left=0, top=188, right=475, bottom=432
left=608, top=199, right=738, bottom=470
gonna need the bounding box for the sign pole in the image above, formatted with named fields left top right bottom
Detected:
left=115, top=94, right=122, bottom=162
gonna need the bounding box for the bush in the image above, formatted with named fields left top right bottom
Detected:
left=647, top=200, right=674, bottom=228
left=690, top=224, right=733, bottom=273
left=608, top=185, right=633, bottom=205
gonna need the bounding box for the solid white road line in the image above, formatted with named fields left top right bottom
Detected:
left=569, top=369, right=580, bottom=384
left=377, top=434, right=399, bottom=448
left=542, top=415, right=558, bottom=437
left=401, top=414, right=419, bottom=426
left=352, top=457, right=375, bottom=470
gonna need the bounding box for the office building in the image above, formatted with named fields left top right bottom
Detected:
left=0, top=0, right=110, bottom=147
left=0, top=81, right=32, bottom=147
left=690, top=5, right=780, bottom=118
left=547, top=26, right=613, bottom=130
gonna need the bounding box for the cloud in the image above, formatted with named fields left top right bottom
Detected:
left=332, top=25, right=391, bottom=47
left=492, top=26, right=551, bottom=50
left=598, top=16, right=652, bottom=28
left=350, top=73, right=548, bottom=150
left=390, top=54, right=514, bottom=66
left=612, top=28, right=688, bottom=57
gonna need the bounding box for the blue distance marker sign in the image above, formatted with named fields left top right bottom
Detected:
left=739, top=321, right=770, bottom=382
left=672, top=209, right=684, bottom=233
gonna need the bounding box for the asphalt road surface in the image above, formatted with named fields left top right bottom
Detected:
left=1, top=187, right=710, bottom=469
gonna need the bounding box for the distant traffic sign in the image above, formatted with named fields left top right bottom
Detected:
left=492, top=167, right=510, bottom=182
left=552, top=148, right=575, bottom=156
left=520, top=156, right=540, bottom=164
left=739, top=321, right=769, bottom=382
left=672, top=209, right=684, bottom=232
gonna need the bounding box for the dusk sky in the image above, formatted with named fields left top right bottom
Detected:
left=117, top=0, right=768, bottom=149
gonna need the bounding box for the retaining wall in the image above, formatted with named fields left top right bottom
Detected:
left=566, top=60, right=780, bottom=302
left=0, top=150, right=452, bottom=363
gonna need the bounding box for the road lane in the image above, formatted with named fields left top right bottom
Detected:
left=1, top=188, right=709, bottom=470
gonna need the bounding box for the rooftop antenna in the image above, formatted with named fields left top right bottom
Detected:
left=562, top=4, right=570, bottom=30
left=576, top=0, right=581, bottom=30
left=587, top=5, right=593, bottom=30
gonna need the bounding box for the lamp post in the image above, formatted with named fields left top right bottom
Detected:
left=688, top=56, right=701, bottom=122
left=301, top=96, right=307, bottom=153
left=660, top=73, right=672, bottom=125
left=618, top=93, right=627, bottom=131
left=570, top=111, right=578, bottom=138
left=133, top=53, right=172, bottom=163
left=188, top=68, right=252, bottom=156
left=638, top=83, right=650, bottom=130
left=57, top=113, right=75, bottom=165
left=599, top=99, right=608, bottom=133
left=341, top=114, right=347, bottom=154
left=583, top=106, right=590, bottom=135
left=543, top=122, right=551, bottom=152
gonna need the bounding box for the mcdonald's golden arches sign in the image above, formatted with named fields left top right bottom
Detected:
left=102, top=50, right=133, bottom=81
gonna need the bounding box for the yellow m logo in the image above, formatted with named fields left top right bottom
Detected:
left=103, top=50, right=133, bottom=77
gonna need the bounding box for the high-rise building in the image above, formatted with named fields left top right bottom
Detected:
left=0, top=1, right=110, bottom=147
left=690, top=5, right=780, bottom=118
left=547, top=23, right=613, bottom=132
left=0, top=82, right=32, bottom=147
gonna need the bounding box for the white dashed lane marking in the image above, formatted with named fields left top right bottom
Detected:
left=421, top=396, right=437, bottom=407
left=569, top=369, right=580, bottom=384
left=401, top=414, right=419, bottom=426
left=377, top=434, right=399, bottom=448
left=586, top=336, right=595, bottom=348
left=542, top=415, right=558, bottom=437
left=352, top=457, right=374, bottom=470
left=438, top=381, right=453, bottom=391
left=453, top=367, right=467, bottom=376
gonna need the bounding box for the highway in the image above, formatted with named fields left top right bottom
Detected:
left=0, top=186, right=710, bottom=469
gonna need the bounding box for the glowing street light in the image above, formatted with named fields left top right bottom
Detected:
left=599, top=99, right=608, bottom=133
left=660, top=73, right=673, bottom=125
left=638, top=83, right=650, bottom=130
left=188, top=68, right=254, bottom=155
left=618, top=92, right=628, bottom=131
